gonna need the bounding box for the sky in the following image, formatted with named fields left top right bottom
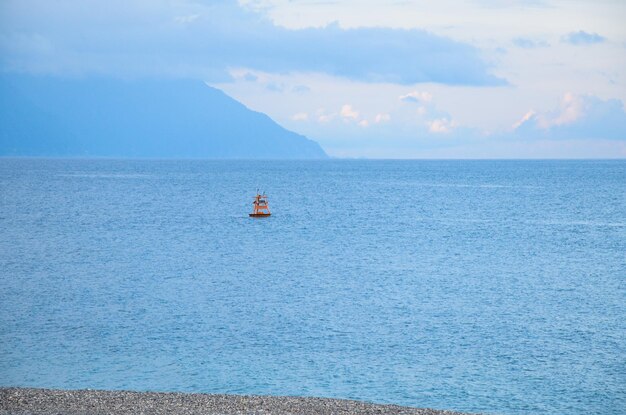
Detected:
left=1, top=0, right=625, bottom=158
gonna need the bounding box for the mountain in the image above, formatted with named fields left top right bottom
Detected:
left=0, top=75, right=327, bottom=159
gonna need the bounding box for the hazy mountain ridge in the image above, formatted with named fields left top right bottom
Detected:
left=0, top=75, right=327, bottom=159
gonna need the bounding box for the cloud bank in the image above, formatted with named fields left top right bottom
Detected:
left=0, top=0, right=503, bottom=85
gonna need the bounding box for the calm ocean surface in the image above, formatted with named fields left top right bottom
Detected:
left=0, top=159, right=624, bottom=414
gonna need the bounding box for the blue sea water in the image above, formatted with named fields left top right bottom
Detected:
left=0, top=159, right=624, bottom=415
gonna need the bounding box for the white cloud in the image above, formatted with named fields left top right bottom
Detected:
left=428, top=118, right=456, bottom=134
left=512, top=37, right=549, bottom=49
left=562, top=30, right=606, bottom=45
left=358, top=120, right=369, bottom=127
left=317, top=108, right=336, bottom=123
left=513, top=93, right=586, bottom=130
left=174, top=14, right=200, bottom=24
left=512, top=110, right=535, bottom=129
left=243, top=72, right=259, bottom=82
left=374, top=113, right=391, bottom=123
left=292, top=112, right=308, bottom=121
left=340, top=104, right=359, bottom=120
left=399, top=91, right=433, bottom=103
left=543, top=93, right=585, bottom=128
left=510, top=93, right=626, bottom=140
left=292, top=85, right=310, bottom=94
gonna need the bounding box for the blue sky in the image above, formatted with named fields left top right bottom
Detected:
left=1, top=0, right=625, bottom=158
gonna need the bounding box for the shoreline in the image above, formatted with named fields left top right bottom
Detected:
left=0, top=387, right=475, bottom=415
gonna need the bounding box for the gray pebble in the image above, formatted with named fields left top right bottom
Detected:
left=0, top=388, right=477, bottom=415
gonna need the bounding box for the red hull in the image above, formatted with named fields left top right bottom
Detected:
left=249, top=213, right=271, bottom=217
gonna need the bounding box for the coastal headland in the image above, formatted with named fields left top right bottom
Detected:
left=0, top=388, right=474, bottom=415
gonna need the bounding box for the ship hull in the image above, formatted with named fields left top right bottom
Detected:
left=249, top=213, right=271, bottom=217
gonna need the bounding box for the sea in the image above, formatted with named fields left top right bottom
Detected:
left=0, top=159, right=624, bottom=415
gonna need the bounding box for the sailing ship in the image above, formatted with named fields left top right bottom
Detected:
left=249, top=192, right=271, bottom=217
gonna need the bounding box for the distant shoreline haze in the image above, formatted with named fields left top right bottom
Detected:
left=0, top=75, right=327, bottom=159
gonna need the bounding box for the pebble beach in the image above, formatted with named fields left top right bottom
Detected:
left=0, top=388, right=473, bottom=415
